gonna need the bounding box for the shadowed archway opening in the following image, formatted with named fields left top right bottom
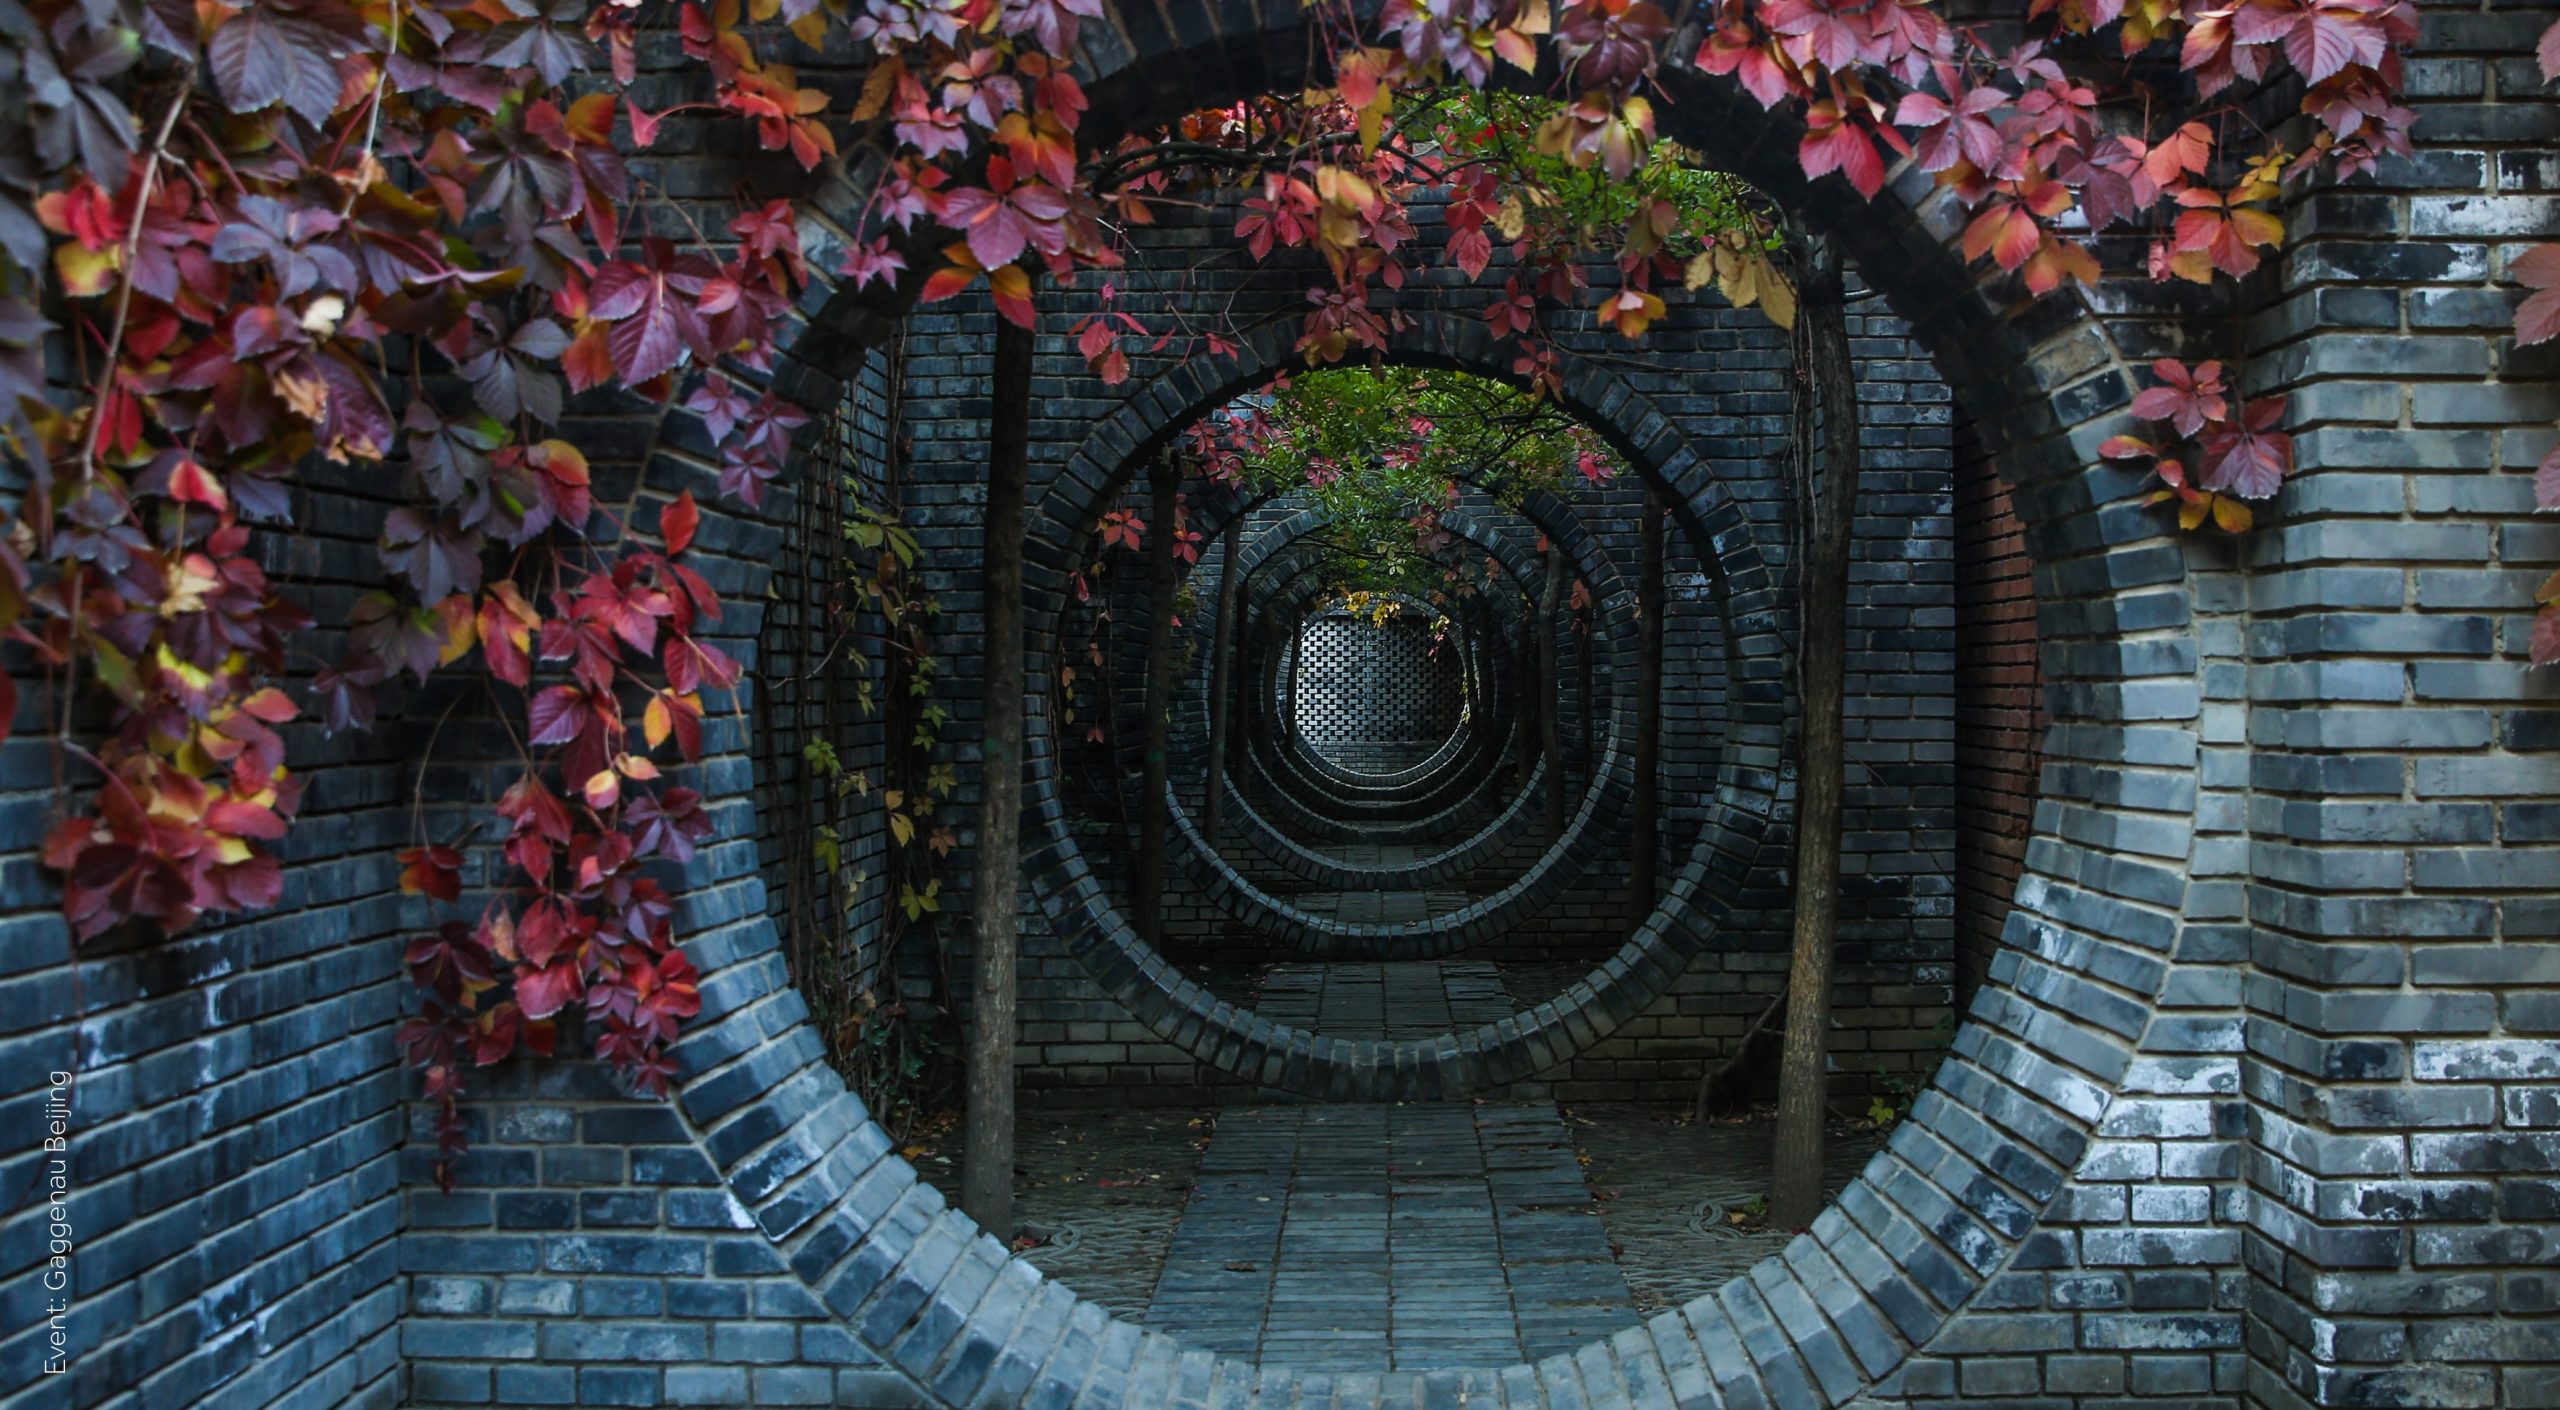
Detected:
left=671, top=33, right=2193, bottom=1410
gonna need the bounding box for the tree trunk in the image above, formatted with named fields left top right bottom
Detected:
left=1629, top=487, right=1664, bottom=927
left=1286, top=618, right=1303, bottom=740
left=1201, top=518, right=1241, bottom=847
left=1771, top=234, right=1859, bottom=1230
left=1132, top=453, right=1180, bottom=936
left=1539, top=539, right=1567, bottom=838
left=1575, top=585, right=1595, bottom=775
left=962, top=311, right=1031, bottom=1237
left=1513, top=607, right=1538, bottom=790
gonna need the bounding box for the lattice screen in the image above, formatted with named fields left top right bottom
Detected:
left=1289, top=613, right=1463, bottom=769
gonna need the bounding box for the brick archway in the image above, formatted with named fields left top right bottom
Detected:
left=1026, top=325, right=1739, bottom=988
left=633, top=25, right=2216, bottom=1405
left=449, top=10, right=2211, bottom=1407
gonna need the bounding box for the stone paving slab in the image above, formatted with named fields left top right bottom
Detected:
left=1249, top=961, right=1519, bottom=1041
left=1143, top=1103, right=1640, bottom=1371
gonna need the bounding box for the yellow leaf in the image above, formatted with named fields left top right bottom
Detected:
left=1756, top=263, right=1798, bottom=330
left=1494, top=193, right=1525, bottom=241
left=1682, top=251, right=1716, bottom=292
left=852, top=59, right=900, bottom=122
left=300, top=294, right=345, bottom=338
left=2178, top=497, right=2210, bottom=531
left=644, top=693, right=672, bottom=748
left=2230, top=208, right=2285, bottom=250
left=54, top=241, right=118, bottom=297
left=435, top=595, right=478, bottom=665
left=1313, top=165, right=1375, bottom=212
left=2210, top=495, right=2253, bottom=533
left=274, top=366, right=329, bottom=423
left=1719, top=253, right=1760, bottom=310
left=888, top=812, right=915, bottom=847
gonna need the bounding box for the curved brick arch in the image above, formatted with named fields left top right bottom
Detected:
left=1225, top=560, right=1520, bottom=832
left=1021, top=314, right=1776, bottom=970
left=1210, top=507, right=1531, bottom=816
left=1169, top=509, right=1527, bottom=847
left=1149, top=500, right=1634, bottom=959
left=533, top=11, right=2212, bottom=1410
left=1202, top=494, right=1572, bottom=820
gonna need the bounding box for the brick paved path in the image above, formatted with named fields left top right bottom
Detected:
left=1250, top=961, right=1517, bottom=1040
left=1143, top=1102, right=1641, bottom=1370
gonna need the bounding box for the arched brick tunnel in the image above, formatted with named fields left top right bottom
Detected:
left=8, top=7, right=2556, bottom=1410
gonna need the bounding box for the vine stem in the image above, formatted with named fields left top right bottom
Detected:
left=329, top=0, right=401, bottom=219
left=73, top=56, right=199, bottom=483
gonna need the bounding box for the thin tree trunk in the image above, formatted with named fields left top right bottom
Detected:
left=1201, top=518, right=1241, bottom=847
left=1133, top=454, right=1180, bottom=936
left=1771, top=234, right=1859, bottom=1230
left=1539, top=539, right=1566, bottom=838
left=1575, top=586, right=1595, bottom=775
left=1286, top=619, right=1303, bottom=740
left=962, top=311, right=1031, bottom=1237
left=1513, top=608, right=1538, bottom=790
left=1629, top=487, right=1664, bottom=926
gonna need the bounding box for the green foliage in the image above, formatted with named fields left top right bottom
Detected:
left=1216, top=365, right=1606, bottom=600
left=1416, top=89, right=1772, bottom=264
left=1247, top=366, right=1592, bottom=502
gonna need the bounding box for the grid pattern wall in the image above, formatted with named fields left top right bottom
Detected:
left=1290, top=615, right=1464, bottom=761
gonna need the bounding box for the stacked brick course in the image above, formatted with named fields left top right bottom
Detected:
left=1951, top=413, right=2045, bottom=1006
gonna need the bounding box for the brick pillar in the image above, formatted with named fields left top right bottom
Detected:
left=2237, top=13, right=2560, bottom=1407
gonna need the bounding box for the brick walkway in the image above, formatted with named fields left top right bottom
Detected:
left=1249, top=961, right=1517, bottom=1040
left=1142, top=1102, right=1640, bottom=1370
left=1036, top=946, right=1880, bottom=1371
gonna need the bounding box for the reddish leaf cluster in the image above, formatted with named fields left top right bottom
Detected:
left=398, top=491, right=727, bottom=1187
left=2100, top=360, right=2290, bottom=533
left=2, top=0, right=808, bottom=1179
left=1700, top=0, right=2412, bottom=296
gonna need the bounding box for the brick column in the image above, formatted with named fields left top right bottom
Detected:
left=2238, top=10, right=2560, bottom=1406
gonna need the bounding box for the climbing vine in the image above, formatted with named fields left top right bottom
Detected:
left=779, top=391, right=960, bottom=1141
left=1175, top=365, right=1621, bottom=603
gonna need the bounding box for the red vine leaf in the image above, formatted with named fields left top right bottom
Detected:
left=662, top=491, right=700, bottom=556
left=2511, top=244, right=2560, bottom=347
left=2130, top=359, right=2229, bottom=438
left=399, top=845, right=466, bottom=902
left=207, top=0, right=368, bottom=126
left=2198, top=397, right=2292, bottom=500
left=526, top=684, right=593, bottom=747
left=514, top=960, right=586, bottom=1021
